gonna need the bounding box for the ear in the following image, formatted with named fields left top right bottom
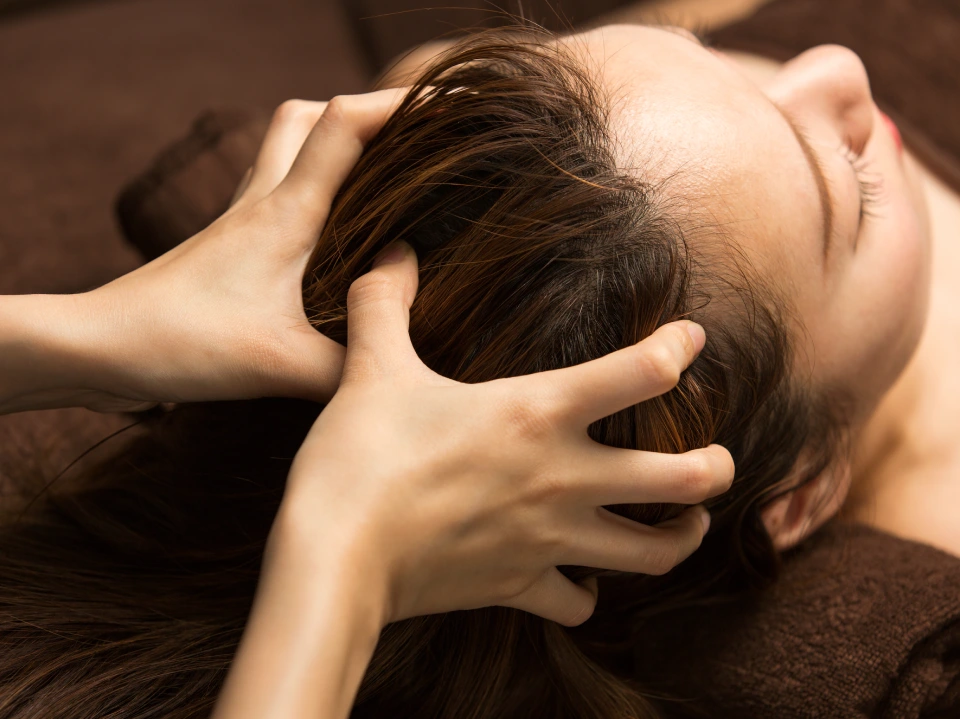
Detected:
left=761, top=461, right=852, bottom=551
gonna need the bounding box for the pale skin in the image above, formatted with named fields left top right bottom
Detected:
left=4, top=18, right=956, bottom=719
left=0, top=89, right=734, bottom=718
left=386, top=23, right=942, bottom=553
left=208, top=28, right=945, bottom=711
left=574, top=24, right=959, bottom=557
left=692, top=46, right=960, bottom=557
left=552, top=26, right=942, bottom=554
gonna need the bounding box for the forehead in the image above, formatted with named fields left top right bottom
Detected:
left=555, top=25, right=824, bottom=294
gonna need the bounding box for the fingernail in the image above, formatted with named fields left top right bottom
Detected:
left=373, top=242, right=408, bottom=268
left=699, top=507, right=712, bottom=534
left=685, top=322, right=706, bottom=354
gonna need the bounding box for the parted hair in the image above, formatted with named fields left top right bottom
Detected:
left=0, top=27, right=841, bottom=719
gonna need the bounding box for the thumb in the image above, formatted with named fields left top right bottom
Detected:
left=501, top=568, right=598, bottom=627
left=343, top=241, right=421, bottom=382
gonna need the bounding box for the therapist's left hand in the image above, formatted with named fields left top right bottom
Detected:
left=66, top=91, right=403, bottom=412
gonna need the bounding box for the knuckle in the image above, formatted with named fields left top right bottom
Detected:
left=669, top=322, right=696, bottom=357
left=644, top=541, right=683, bottom=576
left=639, top=344, right=682, bottom=392
left=273, top=98, right=311, bottom=124
left=503, top=398, right=555, bottom=445
left=529, top=472, right=569, bottom=507
left=539, top=524, right=568, bottom=557
left=815, top=44, right=869, bottom=80
left=346, top=273, right=400, bottom=311
left=321, top=94, right=352, bottom=126
left=673, top=454, right=715, bottom=502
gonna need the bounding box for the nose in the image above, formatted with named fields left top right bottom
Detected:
left=766, top=45, right=875, bottom=152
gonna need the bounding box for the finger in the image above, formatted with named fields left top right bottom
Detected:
left=563, top=506, right=710, bottom=576
left=228, top=167, right=253, bottom=208
left=230, top=167, right=253, bottom=206
left=236, top=100, right=329, bottom=206
left=275, top=88, right=407, bottom=223
left=342, top=241, right=420, bottom=381
left=268, top=327, right=347, bottom=404
left=567, top=442, right=734, bottom=506
left=532, top=320, right=706, bottom=427
left=500, top=568, right=597, bottom=627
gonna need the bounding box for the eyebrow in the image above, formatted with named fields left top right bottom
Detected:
left=771, top=104, right=834, bottom=259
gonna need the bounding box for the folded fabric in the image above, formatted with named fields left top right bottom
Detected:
left=116, top=109, right=267, bottom=260
left=633, top=521, right=960, bottom=718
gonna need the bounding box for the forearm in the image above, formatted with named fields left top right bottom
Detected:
left=0, top=293, right=100, bottom=414
left=213, top=509, right=388, bottom=719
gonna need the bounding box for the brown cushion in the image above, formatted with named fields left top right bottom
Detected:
left=116, top=110, right=268, bottom=260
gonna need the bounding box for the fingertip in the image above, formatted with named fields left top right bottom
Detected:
left=372, top=240, right=416, bottom=268
left=579, top=575, right=599, bottom=602
left=698, top=506, right=712, bottom=535
left=655, top=506, right=711, bottom=561
left=707, top=443, right=736, bottom=489
left=684, top=321, right=706, bottom=355
left=562, top=589, right=597, bottom=627
left=371, top=241, right=419, bottom=306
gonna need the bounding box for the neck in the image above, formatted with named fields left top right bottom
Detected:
left=844, top=162, right=960, bottom=548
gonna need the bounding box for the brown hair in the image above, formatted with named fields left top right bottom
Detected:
left=0, top=28, right=841, bottom=719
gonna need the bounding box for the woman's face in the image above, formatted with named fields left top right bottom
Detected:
left=561, top=24, right=930, bottom=422
left=560, top=25, right=932, bottom=537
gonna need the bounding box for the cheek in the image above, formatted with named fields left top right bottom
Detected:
left=839, top=173, right=931, bottom=405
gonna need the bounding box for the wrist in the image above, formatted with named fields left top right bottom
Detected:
left=268, top=494, right=393, bottom=628
left=0, top=293, right=107, bottom=413
left=214, top=501, right=389, bottom=719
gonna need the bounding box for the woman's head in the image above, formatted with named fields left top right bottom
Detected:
left=574, top=24, right=928, bottom=402
left=0, top=23, right=932, bottom=719
left=307, top=24, right=930, bottom=551
left=565, top=25, right=931, bottom=543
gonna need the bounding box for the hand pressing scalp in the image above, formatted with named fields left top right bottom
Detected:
left=216, top=238, right=733, bottom=719
left=0, top=92, right=405, bottom=415
left=277, top=241, right=733, bottom=627
left=117, top=90, right=737, bottom=719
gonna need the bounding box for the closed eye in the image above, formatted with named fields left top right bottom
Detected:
left=841, top=145, right=884, bottom=230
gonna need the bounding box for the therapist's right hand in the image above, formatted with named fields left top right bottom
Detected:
left=275, top=240, right=735, bottom=628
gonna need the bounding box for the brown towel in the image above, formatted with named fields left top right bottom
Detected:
left=634, top=522, right=960, bottom=718
left=116, top=109, right=267, bottom=260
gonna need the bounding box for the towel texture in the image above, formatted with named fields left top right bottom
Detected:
left=634, top=522, right=960, bottom=718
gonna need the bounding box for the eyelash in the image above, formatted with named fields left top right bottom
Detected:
left=841, top=145, right=884, bottom=222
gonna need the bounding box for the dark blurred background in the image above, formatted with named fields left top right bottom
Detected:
left=0, top=0, right=656, bottom=296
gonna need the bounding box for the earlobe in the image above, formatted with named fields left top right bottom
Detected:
left=761, top=462, right=852, bottom=551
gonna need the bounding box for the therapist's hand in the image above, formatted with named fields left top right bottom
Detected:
left=273, top=241, right=735, bottom=628
left=214, top=241, right=734, bottom=719
left=67, top=92, right=403, bottom=412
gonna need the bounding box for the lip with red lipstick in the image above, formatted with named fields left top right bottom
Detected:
left=879, top=111, right=903, bottom=153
